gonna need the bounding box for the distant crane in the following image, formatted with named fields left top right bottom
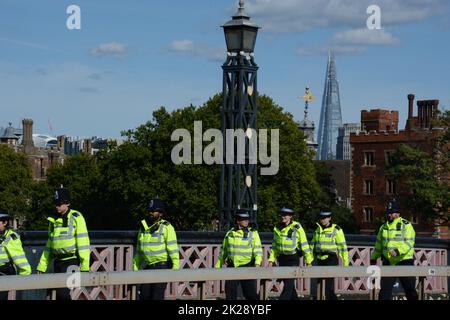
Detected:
left=48, top=117, right=54, bottom=136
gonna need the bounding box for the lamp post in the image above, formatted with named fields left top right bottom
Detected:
left=220, top=0, right=260, bottom=230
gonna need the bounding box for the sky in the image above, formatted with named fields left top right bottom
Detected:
left=1, top=0, right=449, bottom=139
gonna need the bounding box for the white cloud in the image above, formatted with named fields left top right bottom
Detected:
left=332, top=28, right=399, bottom=46
left=298, top=44, right=366, bottom=55
left=167, top=39, right=225, bottom=62
left=0, top=37, right=49, bottom=50
left=90, top=42, right=128, bottom=57
left=298, top=28, right=399, bottom=55
left=246, top=0, right=449, bottom=33
left=169, top=40, right=195, bottom=52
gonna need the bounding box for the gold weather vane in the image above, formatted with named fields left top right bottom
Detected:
left=302, top=86, right=315, bottom=103
left=301, top=86, right=315, bottom=120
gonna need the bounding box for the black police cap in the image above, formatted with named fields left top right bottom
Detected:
left=0, top=208, right=11, bottom=220
left=235, top=209, right=250, bottom=220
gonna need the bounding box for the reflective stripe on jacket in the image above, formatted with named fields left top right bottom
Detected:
left=371, top=217, right=415, bottom=265
left=269, top=221, right=313, bottom=264
left=37, top=209, right=90, bottom=272
left=133, top=219, right=179, bottom=270
left=215, top=227, right=262, bottom=268
left=312, top=223, right=349, bottom=266
left=0, top=229, right=31, bottom=275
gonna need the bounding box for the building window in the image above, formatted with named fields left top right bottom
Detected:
left=411, top=214, right=419, bottom=224
left=363, top=207, right=374, bottom=222
left=386, top=179, right=397, bottom=195
left=364, top=151, right=375, bottom=166
left=385, top=150, right=395, bottom=165
left=364, top=180, right=374, bottom=195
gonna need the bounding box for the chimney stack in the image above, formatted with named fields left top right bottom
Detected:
left=57, top=135, right=66, bottom=152
left=22, top=118, right=34, bottom=154
left=83, top=139, right=92, bottom=155
left=407, top=94, right=415, bottom=119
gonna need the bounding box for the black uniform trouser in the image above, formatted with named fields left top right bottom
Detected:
left=312, top=254, right=339, bottom=300
left=0, top=263, right=16, bottom=300
left=278, top=254, right=300, bottom=300
left=53, top=257, right=80, bottom=300
left=225, top=279, right=259, bottom=300
left=140, top=262, right=169, bottom=300
left=225, top=263, right=259, bottom=300
left=379, top=259, right=418, bottom=300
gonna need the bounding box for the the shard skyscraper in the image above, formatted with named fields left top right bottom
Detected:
left=317, top=50, right=343, bottom=160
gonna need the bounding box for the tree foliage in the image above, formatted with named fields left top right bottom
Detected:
left=2, top=93, right=360, bottom=232
left=0, top=145, right=33, bottom=225
left=386, top=109, right=450, bottom=224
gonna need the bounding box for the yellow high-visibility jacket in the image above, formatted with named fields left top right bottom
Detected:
left=311, top=223, right=349, bottom=266
left=37, top=209, right=90, bottom=272
left=0, top=229, right=31, bottom=275
left=215, top=227, right=262, bottom=268
left=371, top=217, right=415, bottom=265
left=133, top=219, right=179, bottom=270
left=269, top=221, right=313, bottom=264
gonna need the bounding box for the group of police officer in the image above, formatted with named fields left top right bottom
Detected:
left=0, top=187, right=418, bottom=300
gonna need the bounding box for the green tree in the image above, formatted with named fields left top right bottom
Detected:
left=386, top=142, right=450, bottom=224
left=119, top=94, right=321, bottom=231
left=26, top=181, right=53, bottom=230
left=301, top=161, right=358, bottom=233
left=44, top=154, right=102, bottom=228
left=256, top=95, right=321, bottom=230
left=0, top=145, right=33, bottom=225
left=26, top=93, right=333, bottom=232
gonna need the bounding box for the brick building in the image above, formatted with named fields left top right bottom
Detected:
left=350, top=94, right=446, bottom=237
left=0, top=119, right=65, bottom=180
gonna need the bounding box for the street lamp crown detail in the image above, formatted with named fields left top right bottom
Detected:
left=222, top=0, right=259, bottom=53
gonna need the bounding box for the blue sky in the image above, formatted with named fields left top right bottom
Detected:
left=1, top=0, right=449, bottom=139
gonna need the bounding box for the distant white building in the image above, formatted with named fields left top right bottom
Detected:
left=32, top=134, right=58, bottom=149
left=336, top=123, right=361, bottom=160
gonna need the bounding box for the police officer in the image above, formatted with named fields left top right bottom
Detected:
left=311, top=210, right=349, bottom=300
left=215, top=209, right=262, bottom=300
left=371, top=199, right=418, bottom=300
left=36, top=187, right=91, bottom=300
left=0, top=209, right=31, bottom=300
left=133, top=198, right=179, bottom=300
left=268, top=207, right=313, bottom=300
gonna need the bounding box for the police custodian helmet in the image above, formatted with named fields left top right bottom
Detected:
left=53, top=188, right=70, bottom=204
left=386, top=199, right=401, bottom=214
left=148, top=198, right=167, bottom=213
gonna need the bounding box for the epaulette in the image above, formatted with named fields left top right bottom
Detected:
left=402, top=219, right=410, bottom=225
left=334, top=225, right=341, bottom=230
left=162, top=220, right=170, bottom=226
left=72, top=212, right=80, bottom=217
left=294, top=223, right=301, bottom=229
left=10, top=233, right=18, bottom=240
